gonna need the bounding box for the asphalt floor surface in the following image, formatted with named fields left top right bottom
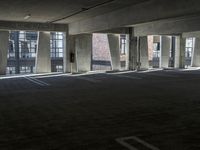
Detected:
left=0, top=70, right=200, bottom=150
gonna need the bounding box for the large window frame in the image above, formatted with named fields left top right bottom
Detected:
left=50, top=32, right=64, bottom=58
left=19, top=31, right=37, bottom=59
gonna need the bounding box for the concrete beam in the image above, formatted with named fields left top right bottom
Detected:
left=36, top=32, right=51, bottom=73
left=96, top=28, right=129, bottom=34
left=69, top=0, right=200, bottom=35
left=0, top=21, right=68, bottom=32
left=183, top=31, right=200, bottom=38
left=0, top=31, right=9, bottom=75
left=134, top=16, right=200, bottom=36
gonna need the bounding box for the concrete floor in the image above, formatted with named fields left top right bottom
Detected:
left=0, top=70, right=200, bottom=150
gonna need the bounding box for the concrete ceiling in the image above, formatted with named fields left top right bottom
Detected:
left=0, top=0, right=147, bottom=24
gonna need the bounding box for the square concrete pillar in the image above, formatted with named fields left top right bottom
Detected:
left=160, top=36, right=171, bottom=68
left=63, top=32, right=70, bottom=73
left=129, top=28, right=138, bottom=70
left=69, top=35, right=77, bottom=73
left=174, top=36, right=186, bottom=69
left=35, top=32, right=51, bottom=73
left=76, top=34, right=92, bottom=73
left=191, top=38, right=200, bottom=67
left=0, top=31, right=9, bottom=75
left=139, top=36, right=149, bottom=70
left=125, top=34, right=130, bottom=70
left=107, top=34, right=121, bottom=71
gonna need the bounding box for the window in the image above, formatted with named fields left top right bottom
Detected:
left=20, top=66, right=34, bottom=74
left=19, top=31, right=37, bottom=58
left=153, top=43, right=160, bottom=58
left=50, top=32, right=64, bottom=58
left=120, top=35, right=126, bottom=55
left=6, top=67, right=16, bottom=74
left=8, top=40, right=15, bottom=58
left=56, top=65, right=63, bottom=72
left=185, top=38, right=195, bottom=58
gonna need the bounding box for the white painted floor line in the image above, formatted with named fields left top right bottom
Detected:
left=24, top=77, right=50, bottom=86
left=31, top=77, right=50, bottom=86
left=138, top=69, right=163, bottom=73
left=107, top=71, right=137, bottom=75
left=35, top=73, right=70, bottom=79
left=116, top=136, right=160, bottom=150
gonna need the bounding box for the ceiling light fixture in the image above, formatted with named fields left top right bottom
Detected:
left=24, top=14, right=31, bottom=20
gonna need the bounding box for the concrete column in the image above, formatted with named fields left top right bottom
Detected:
left=107, top=34, right=120, bottom=71
left=125, top=34, right=129, bottom=70
left=160, top=36, right=171, bottom=68
left=139, top=36, right=149, bottom=70
left=69, top=35, right=77, bottom=73
left=191, top=38, right=200, bottom=67
left=0, top=31, right=9, bottom=75
left=36, top=32, right=51, bottom=73
left=129, top=28, right=138, bottom=70
left=174, top=36, right=186, bottom=68
left=76, top=34, right=92, bottom=73
left=63, top=32, right=70, bottom=73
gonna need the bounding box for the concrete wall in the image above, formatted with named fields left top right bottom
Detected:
left=107, top=34, right=120, bottom=71
left=0, top=31, right=9, bottom=75
left=139, top=36, right=149, bottom=70
left=191, top=38, right=200, bottom=67
left=160, top=36, right=171, bottom=68
left=36, top=32, right=51, bottom=73
left=76, top=34, right=92, bottom=73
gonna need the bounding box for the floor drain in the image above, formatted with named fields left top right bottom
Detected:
left=116, top=136, right=160, bottom=150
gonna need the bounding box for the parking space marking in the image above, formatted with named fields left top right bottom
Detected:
left=24, top=76, right=50, bottom=86
left=116, top=136, right=160, bottom=150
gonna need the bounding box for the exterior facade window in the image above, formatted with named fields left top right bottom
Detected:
left=6, top=67, right=16, bottom=74
left=8, top=40, right=15, bottom=58
left=7, top=31, right=65, bottom=74
left=185, top=38, right=195, bottom=58
left=50, top=32, right=64, bottom=72
left=50, top=32, right=64, bottom=58
left=19, top=31, right=37, bottom=58
left=56, top=65, right=63, bottom=72
left=120, top=35, right=126, bottom=55
left=153, top=43, right=160, bottom=58
left=20, top=66, right=34, bottom=74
